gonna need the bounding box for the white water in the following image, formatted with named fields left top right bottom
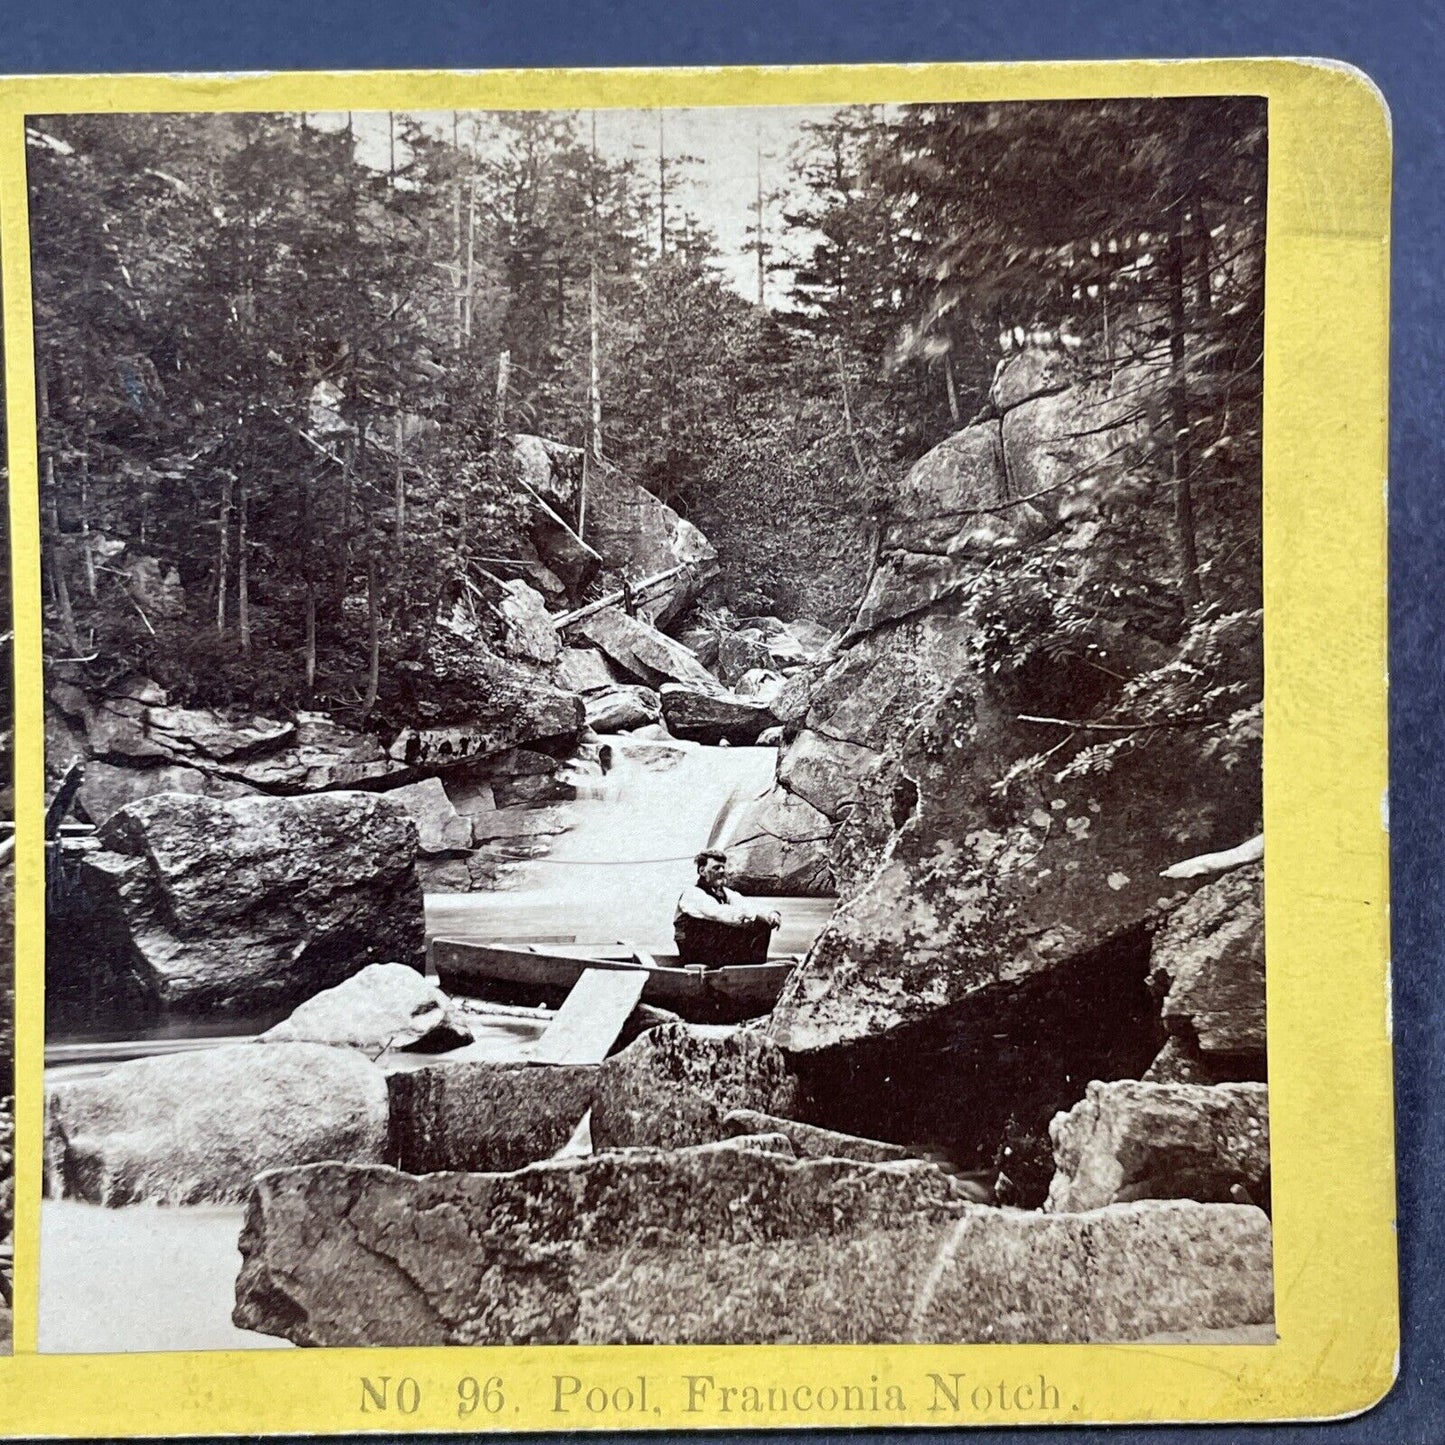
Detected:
left=42, top=736, right=837, bottom=1354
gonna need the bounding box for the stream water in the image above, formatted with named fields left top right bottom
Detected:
left=41, top=738, right=837, bottom=1353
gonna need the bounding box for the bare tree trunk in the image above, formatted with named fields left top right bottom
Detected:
left=1166, top=218, right=1202, bottom=608
left=462, top=176, right=477, bottom=339
left=755, top=135, right=766, bottom=306
left=336, top=430, right=354, bottom=613
left=362, top=553, right=380, bottom=718
left=494, top=350, right=511, bottom=442
left=76, top=436, right=97, bottom=598
left=579, top=447, right=590, bottom=544
left=452, top=112, right=464, bottom=347
left=834, top=343, right=870, bottom=493
left=238, top=478, right=251, bottom=655
left=657, top=111, right=667, bottom=257
left=44, top=459, right=80, bottom=655
left=588, top=111, right=603, bottom=466
left=216, top=474, right=232, bottom=638
left=1191, top=200, right=1212, bottom=318
left=944, top=353, right=961, bottom=425
left=393, top=410, right=406, bottom=563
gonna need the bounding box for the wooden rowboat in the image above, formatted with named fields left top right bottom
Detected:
left=430, top=938, right=796, bottom=1025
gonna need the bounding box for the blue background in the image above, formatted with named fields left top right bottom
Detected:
left=1, top=2, right=1439, bottom=1441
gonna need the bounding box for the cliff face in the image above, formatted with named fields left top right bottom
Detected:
left=722, top=350, right=1166, bottom=896
left=713, top=350, right=1263, bottom=1199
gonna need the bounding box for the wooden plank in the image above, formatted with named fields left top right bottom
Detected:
left=529, top=967, right=647, bottom=1065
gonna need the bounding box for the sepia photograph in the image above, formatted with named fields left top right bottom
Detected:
left=30, top=96, right=1269, bottom=1351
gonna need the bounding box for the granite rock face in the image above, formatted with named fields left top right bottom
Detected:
left=384, top=778, right=474, bottom=855
left=510, top=435, right=718, bottom=627
left=70, top=791, right=426, bottom=1014
left=258, top=963, right=471, bottom=1053
left=232, top=1143, right=1274, bottom=1346
left=494, top=578, right=562, bottom=666
left=45, top=1043, right=390, bottom=1206
left=49, top=636, right=585, bottom=803
left=721, top=1109, right=917, bottom=1164
left=719, top=787, right=835, bottom=897
left=765, top=664, right=1257, bottom=1206
left=572, top=607, right=724, bottom=693
left=718, top=609, right=973, bottom=895
left=1046, top=1079, right=1270, bottom=1212
left=583, top=684, right=662, bottom=734
left=590, top=1023, right=801, bottom=1151
left=387, top=1062, right=596, bottom=1173
left=1146, top=863, right=1266, bottom=1081
left=719, top=351, right=1167, bottom=899
left=74, top=758, right=257, bottom=827
left=555, top=646, right=618, bottom=695
left=768, top=677, right=1257, bottom=1059
left=658, top=684, right=779, bottom=746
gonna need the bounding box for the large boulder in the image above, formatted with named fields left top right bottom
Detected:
left=1046, top=1080, right=1270, bottom=1213
left=222, top=712, right=400, bottom=792
left=384, top=620, right=584, bottom=751
left=677, top=625, right=720, bottom=669
left=658, top=685, right=778, bottom=746
left=232, top=1144, right=1273, bottom=1346
left=776, top=730, right=879, bottom=819
left=716, top=630, right=773, bottom=685
left=721, top=1109, right=917, bottom=1164
left=509, top=433, right=579, bottom=512
left=143, top=706, right=297, bottom=761
left=572, top=607, right=723, bottom=693
left=494, top=578, right=561, bottom=666
left=509, top=435, right=717, bottom=624
left=48, top=687, right=169, bottom=763
left=717, top=608, right=973, bottom=893
left=733, top=668, right=786, bottom=705
left=848, top=425, right=1013, bottom=635
left=67, top=792, right=426, bottom=1015
left=258, top=963, right=472, bottom=1053
left=584, top=684, right=661, bottom=734
left=719, top=787, right=835, bottom=897
left=1146, top=863, right=1266, bottom=1080
left=45, top=1042, right=390, bottom=1206
left=383, top=777, right=473, bottom=855
left=770, top=677, right=1259, bottom=1057
left=75, top=759, right=256, bottom=827
left=1000, top=363, right=1153, bottom=529
left=767, top=669, right=1259, bottom=1206
left=988, top=346, right=1072, bottom=413
left=555, top=646, right=618, bottom=695
left=591, top=1023, right=800, bottom=1150
left=387, top=1062, right=596, bottom=1173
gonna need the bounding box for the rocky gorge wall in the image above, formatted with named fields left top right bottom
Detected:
left=716, top=350, right=1264, bottom=1200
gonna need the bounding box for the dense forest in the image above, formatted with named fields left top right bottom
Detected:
left=29, top=100, right=1263, bottom=760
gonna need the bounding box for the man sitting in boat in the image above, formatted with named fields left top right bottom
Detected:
left=674, top=850, right=782, bottom=968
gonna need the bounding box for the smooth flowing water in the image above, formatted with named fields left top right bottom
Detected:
left=42, top=736, right=837, bottom=1353
left=426, top=737, right=834, bottom=953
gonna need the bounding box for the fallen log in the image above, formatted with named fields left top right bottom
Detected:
left=554, top=563, right=692, bottom=631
